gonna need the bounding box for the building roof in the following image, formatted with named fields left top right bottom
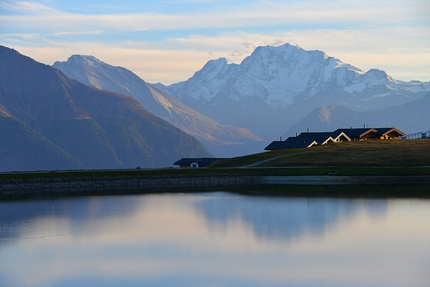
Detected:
left=265, top=127, right=405, bottom=151
left=295, top=132, right=335, bottom=145
left=265, top=137, right=318, bottom=150
left=375, top=127, right=406, bottom=137
left=333, top=128, right=377, bottom=138
left=334, top=127, right=405, bottom=139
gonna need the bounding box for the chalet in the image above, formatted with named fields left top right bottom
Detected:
left=265, top=131, right=352, bottom=151
left=174, top=158, right=226, bottom=168
left=376, top=128, right=405, bottom=139
left=330, top=131, right=353, bottom=142
left=265, top=127, right=404, bottom=151
left=264, top=137, right=318, bottom=150
left=296, top=131, right=351, bottom=144
left=334, top=128, right=405, bottom=141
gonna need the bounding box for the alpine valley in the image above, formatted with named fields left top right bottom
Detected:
left=0, top=46, right=211, bottom=172
left=156, top=43, right=430, bottom=140
left=53, top=56, right=264, bottom=157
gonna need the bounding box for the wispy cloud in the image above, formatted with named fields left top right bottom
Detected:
left=3, top=0, right=428, bottom=33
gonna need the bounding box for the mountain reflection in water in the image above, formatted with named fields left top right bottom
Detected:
left=0, top=190, right=429, bottom=287
left=194, top=193, right=387, bottom=241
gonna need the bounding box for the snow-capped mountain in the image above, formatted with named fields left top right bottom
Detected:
left=53, top=55, right=265, bottom=157
left=158, top=43, right=429, bottom=140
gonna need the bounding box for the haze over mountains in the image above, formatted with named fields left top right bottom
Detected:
left=53, top=56, right=264, bottom=157
left=283, top=93, right=430, bottom=138
left=157, top=43, right=429, bottom=139
left=0, top=46, right=211, bottom=172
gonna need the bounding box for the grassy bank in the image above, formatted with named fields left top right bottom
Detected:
left=213, top=139, right=430, bottom=168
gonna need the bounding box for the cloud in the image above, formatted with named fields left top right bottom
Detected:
left=2, top=0, right=428, bottom=34
left=1, top=0, right=429, bottom=83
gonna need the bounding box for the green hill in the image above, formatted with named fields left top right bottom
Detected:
left=214, top=139, right=430, bottom=168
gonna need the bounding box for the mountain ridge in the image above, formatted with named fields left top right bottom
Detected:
left=54, top=55, right=265, bottom=157
left=0, top=45, right=211, bottom=171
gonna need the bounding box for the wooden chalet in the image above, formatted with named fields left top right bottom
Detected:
left=334, top=127, right=405, bottom=141
left=265, top=131, right=341, bottom=151
left=174, top=158, right=226, bottom=168
left=376, top=128, right=406, bottom=139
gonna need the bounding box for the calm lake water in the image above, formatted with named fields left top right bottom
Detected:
left=1, top=189, right=430, bottom=287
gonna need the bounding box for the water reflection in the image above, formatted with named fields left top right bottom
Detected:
left=0, top=196, right=140, bottom=240
left=0, top=190, right=429, bottom=287
left=194, top=193, right=387, bottom=241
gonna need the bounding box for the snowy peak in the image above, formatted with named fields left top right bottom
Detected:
left=190, top=57, right=236, bottom=83
left=164, top=42, right=430, bottom=108
left=361, top=69, right=395, bottom=85
left=165, top=42, right=370, bottom=106
left=201, top=58, right=229, bottom=74
left=239, top=42, right=363, bottom=97
left=54, top=55, right=144, bottom=92
left=70, top=54, right=101, bottom=66
left=57, top=54, right=118, bottom=72
left=248, top=43, right=302, bottom=59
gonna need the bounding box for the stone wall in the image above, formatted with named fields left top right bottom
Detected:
left=0, top=175, right=261, bottom=199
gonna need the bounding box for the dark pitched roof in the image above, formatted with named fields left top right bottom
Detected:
left=375, top=127, right=405, bottom=136
left=333, top=128, right=376, bottom=138
left=265, top=137, right=318, bottom=150
left=334, top=127, right=405, bottom=139
left=264, top=141, right=288, bottom=150
left=266, top=127, right=405, bottom=151
left=296, top=132, right=334, bottom=145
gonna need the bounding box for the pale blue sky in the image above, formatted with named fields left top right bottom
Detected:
left=1, top=0, right=429, bottom=84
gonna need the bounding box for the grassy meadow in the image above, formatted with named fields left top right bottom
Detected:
left=214, top=138, right=430, bottom=168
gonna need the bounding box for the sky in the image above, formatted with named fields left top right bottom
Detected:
left=1, top=0, right=430, bottom=85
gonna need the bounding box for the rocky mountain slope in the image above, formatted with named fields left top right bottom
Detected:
left=0, top=46, right=211, bottom=172
left=157, top=43, right=429, bottom=140
left=53, top=56, right=265, bottom=157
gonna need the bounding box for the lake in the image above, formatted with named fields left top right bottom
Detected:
left=1, top=188, right=430, bottom=287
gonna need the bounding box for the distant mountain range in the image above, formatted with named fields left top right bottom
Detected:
left=156, top=43, right=430, bottom=139
left=283, top=92, right=430, bottom=138
left=53, top=56, right=265, bottom=157
left=0, top=46, right=211, bottom=172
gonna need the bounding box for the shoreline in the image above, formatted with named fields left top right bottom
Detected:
left=2, top=173, right=430, bottom=200
left=262, top=175, right=430, bottom=185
